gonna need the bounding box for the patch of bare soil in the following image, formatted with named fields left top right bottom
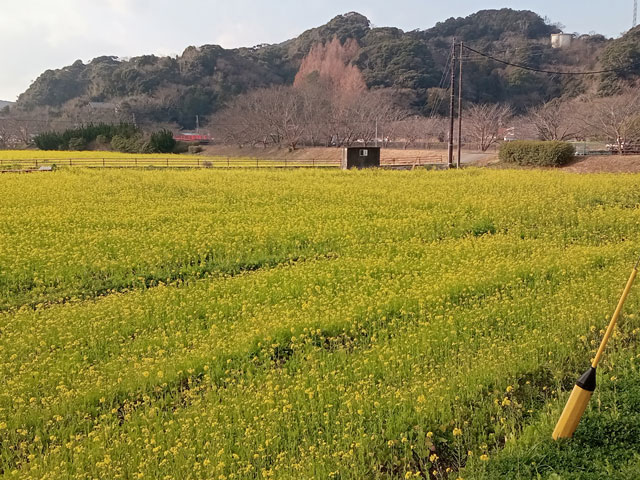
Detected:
left=562, top=155, right=640, bottom=173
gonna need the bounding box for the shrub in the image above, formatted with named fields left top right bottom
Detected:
left=138, top=140, right=155, bottom=154
left=110, top=135, right=127, bottom=152
left=172, top=141, right=189, bottom=154
left=34, top=132, right=64, bottom=150
left=95, top=134, right=109, bottom=146
left=188, top=145, right=204, bottom=154
left=68, top=137, right=87, bottom=151
left=149, top=129, right=176, bottom=154
left=111, top=135, right=144, bottom=153
left=499, top=141, right=575, bottom=167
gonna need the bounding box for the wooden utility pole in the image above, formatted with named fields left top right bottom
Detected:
left=456, top=41, right=464, bottom=169
left=447, top=38, right=456, bottom=168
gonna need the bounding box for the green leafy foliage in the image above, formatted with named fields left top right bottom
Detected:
left=33, top=123, right=140, bottom=150
left=499, top=140, right=575, bottom=166
left=599, top=26, right=640, bottom=94
left=110, top=135, right=144, bottom=153
left=356, top=32, right=439, bottom=90
left=424, top=9, right=555, bottom=41
left=67, top=137, right=87, bottom=151
left=149, top=129, right=177, bottom=153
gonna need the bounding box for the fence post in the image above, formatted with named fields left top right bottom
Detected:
left=103, top=158, right=105, bottom=167
left=166, top=158, right=169, bottom=167
left=69, top=159, right=72, bottom=167
left=35, top=159, right=38, bottom=168
left=313, top=158, right=315, bottom=167
left=227, top=157, right=230, bottom=168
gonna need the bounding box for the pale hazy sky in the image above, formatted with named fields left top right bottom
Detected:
left=1, top=0, right=635, bottom=101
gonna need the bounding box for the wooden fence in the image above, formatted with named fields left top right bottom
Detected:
left=0, top=154, right=446, bottom=171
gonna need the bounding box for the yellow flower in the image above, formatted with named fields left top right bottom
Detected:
left=453, top=427, right=462, bottom=436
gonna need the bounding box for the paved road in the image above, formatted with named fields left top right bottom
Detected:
left=459, top=152, right=497, bottom=165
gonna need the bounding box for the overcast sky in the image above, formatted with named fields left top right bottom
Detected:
left=1, top=0, right=635, bottom=101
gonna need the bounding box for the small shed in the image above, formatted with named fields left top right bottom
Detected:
left=341, top=147, right=381, bottom=170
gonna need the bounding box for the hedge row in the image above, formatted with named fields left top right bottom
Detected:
left=34, top=125, right=177, bottom=154
left=499, top=141, right=575, bottom=167
left=33, top=123, right=139, bottom=151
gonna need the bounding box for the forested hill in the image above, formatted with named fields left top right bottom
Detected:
left=15, top=9, right=640, bottom=128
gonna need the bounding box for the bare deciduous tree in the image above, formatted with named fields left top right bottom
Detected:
left=465, top=103, right=512, bottom=152
left=294, top=37, right=366, bottom=97
left=581, top=90, right=640, bottom=154
left=214, top=86, right=306, bottom=150
left=528, top=98, right=582, bottom=141
left=0, top=121, right=9, bottom=148
left=393, top=116, right=441, bottom=149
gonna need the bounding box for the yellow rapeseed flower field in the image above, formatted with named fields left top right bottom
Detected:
left=2, top=167, right=640, bottom=479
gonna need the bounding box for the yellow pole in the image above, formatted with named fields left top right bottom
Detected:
left=553, top=259, right=639, bottom=440
left=592, top=267, right=638, bottom=368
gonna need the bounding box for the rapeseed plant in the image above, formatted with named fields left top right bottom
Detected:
left=2, top=168, right=640, bottom=478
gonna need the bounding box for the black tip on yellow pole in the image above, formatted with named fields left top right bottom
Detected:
left=552, top=367, right=596, bottom=440
left=552, top=259, right=639, bottom=441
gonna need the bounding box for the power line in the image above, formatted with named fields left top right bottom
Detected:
left=462, top=44, right=633, bottom=75
left=459, top=50, right=553, bottom=61
left=428, top=49, right=453, bottom=119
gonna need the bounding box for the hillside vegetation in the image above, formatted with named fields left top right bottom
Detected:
left=13, top=10, right=640, bottom=128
